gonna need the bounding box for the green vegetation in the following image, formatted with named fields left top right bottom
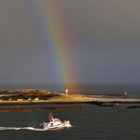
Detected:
left=0, top=89, right=50, bottom=101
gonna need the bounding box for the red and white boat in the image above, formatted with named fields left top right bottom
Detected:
left=42, top=113, right=72, bottom=131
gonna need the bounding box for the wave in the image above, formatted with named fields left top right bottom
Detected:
left=0, top=126, right=72, bottom=131
left=0, top=126, right=47, bottom=131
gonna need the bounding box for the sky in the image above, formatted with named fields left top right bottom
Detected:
left=0, top=0, right=140, bottom=85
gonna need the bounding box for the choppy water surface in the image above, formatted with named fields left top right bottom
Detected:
left=0, top=84, right=139, bottom=140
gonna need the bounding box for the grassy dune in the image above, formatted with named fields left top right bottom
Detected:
left=0, top=89, right=139, bottom=105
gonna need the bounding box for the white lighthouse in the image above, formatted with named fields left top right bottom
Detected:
left=65, top=87, right=68, bottom=94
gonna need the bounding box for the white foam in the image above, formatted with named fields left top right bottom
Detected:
left=0, top=126, right=47, bottom=131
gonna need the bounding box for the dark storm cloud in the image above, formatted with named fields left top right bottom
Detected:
left=0, top=0, right=140, bottom=84
left=0, top=0, right=58, bottom=83
left=57, top=0, right=140, bottom=45
left=56, top=0, right=140, bottom=83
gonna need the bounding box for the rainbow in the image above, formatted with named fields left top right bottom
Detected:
left=34, top=0, right=76, bottom=86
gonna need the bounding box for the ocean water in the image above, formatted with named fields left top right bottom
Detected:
left=0, top=84, right=139, bottom=140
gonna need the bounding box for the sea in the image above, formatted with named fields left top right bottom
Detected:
left=0, top=83, right=139, bottom=140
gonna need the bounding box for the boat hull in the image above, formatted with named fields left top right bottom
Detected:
left=42, top=120, right=72, bottom=131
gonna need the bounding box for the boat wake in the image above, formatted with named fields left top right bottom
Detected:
left=0, top=126, right=47, bottom=131
left=0, top=113, right=72, bottom=132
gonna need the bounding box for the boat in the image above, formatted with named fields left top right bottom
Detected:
left=41, top=113, right=72, bottom=131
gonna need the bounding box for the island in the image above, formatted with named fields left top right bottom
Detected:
left=0, top=89, right=139, bottom=105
